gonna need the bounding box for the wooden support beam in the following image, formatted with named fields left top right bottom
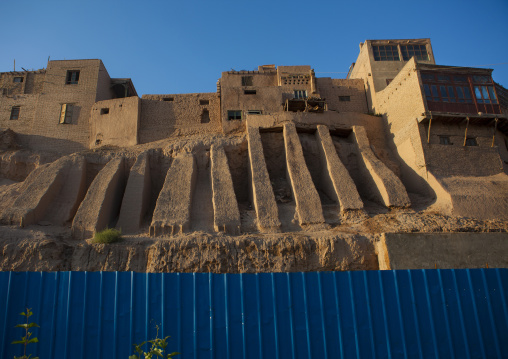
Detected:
left=463, top=117, right=470, bottom=146
left=492, top=117, right=498, bottom=147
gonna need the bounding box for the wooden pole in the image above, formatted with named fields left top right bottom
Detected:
left=427, top=115, right=432, bottom=144
left=463, top=117, right=470, bottom=146
left=492, top=118, right=498, bottom=147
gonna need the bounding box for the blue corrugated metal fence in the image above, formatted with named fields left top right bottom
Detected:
left=0, top=269, right=507, bottom=358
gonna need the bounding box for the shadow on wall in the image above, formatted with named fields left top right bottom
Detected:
left=138, top=100, right=177, bottom=144
left=27, top=134, right=86, bottom=155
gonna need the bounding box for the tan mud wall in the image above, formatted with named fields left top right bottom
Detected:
left=90, top=96, right=140, bottom=148
left=29, top=60, right=105, bottom=154
left=139, top=93, right=221, bottom=143
left=316, top=78, right=368, bottom=113
left=0, top=94, right=38, bottom=148
left=378, top=232, right=508, bottom=270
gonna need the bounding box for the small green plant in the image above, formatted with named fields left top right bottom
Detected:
left=92, top=228, right=122, bottom=244
left=129, top=324, right=179, bottom=359
left=12, top=308, right=39, bottom=359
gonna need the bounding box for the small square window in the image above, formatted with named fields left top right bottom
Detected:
left=10, top=106, right=20, bottom=120
left=59, top=104, right=74, bottom=124
left=100, top=108, right=109, bottom=115
left=465, top=138, right=477, bottom=146
left=228, top=110, right=242, bottom=121
left=13, top=77, right=23, bottom=83
left=163, top=97, right=174, bottom=102
left=439, top=136, right=452, bottom=145
left=66, top=70, right=80, bottom=84
left=339, top=96, right=351, bottom=102
left=241, top=76, right=253, bottom=86
left=199, top=99, right=209, bottom=105
left=244, top=90, right=256, bottom=95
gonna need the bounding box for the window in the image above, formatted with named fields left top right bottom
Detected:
left=65, top=70, right=80, bottom=84
left=465, top=138, right=477, bottom=146
left=100, top=108, right=109, bottom=115
left=59, top=104, right=73, bottom=124
left=474, top=86, right=498, bottom=104
left=163, top=97, right=174, bottom=102
left=401, top=44, right=429, bottom=61
left=201, top=109, right=210, bottom=123
left=227, top=110, right=242, bottom=121
left=373, top=45, right=400, bottom=61
left=247, top=110, right=262, bottom=115
left=339, top=96, right=351, bottom=102
left=199, top=99, right=209, bottom=105
left=10, top=106, right=20, bottom=120
left=244, top=90, right=256, bottom=95
left=294, top=90, right=307, bottom=99
left=241, top=76, right=253, bottom=86
left=13, top=77, right=23, bottom=83
left=439, top=136, right=452, bottom=145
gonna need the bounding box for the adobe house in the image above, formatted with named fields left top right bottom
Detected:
left=0, top=39, right=507, bottom=272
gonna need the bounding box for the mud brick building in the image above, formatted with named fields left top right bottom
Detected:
left=0, top=38, right=507, bottom=272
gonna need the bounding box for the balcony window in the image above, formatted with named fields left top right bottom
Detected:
left=475, top=86, right=498, bottom=104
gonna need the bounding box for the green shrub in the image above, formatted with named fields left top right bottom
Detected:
left=92, top=228, right=122, bottom=244
left=12, top=308, right=39, bottom=359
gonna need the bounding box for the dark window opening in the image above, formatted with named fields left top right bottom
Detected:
left=113, top=83, right=129, bottom=98
left=401, top=44, right=429, bottom=61
left=465, top=137, right=477, bottom=146
left=13, top=77, right=23, bottom=83
left=163, top=97, right=174, bottom=102
left=247, top=110, right=262, bottom=115
left=199, top=99, right=209, bottom=105
left=339, top=96, right=351, bottom=102
left=100, top=108, right=109, bottom=115
left=241, top=76, right=253, bottom=86
left=228, top=110, right=242, bottom=121
left=373, top=45, right=400, bottom=61
left=10, top=106, right=20, bottom=120
left=244, top=90, right=256, bottom=95
left=201, top=109, right=210, bottom=123
left=66, top=70, right=80, bottom=84
left=439, top=136, right=452, bottom=145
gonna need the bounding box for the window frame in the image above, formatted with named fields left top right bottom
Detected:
left=13, top=77, right=24, bottom=83
left=227, top=110, right=242, bottom=121
left=241, top=76, right=253, bottom=86
left=372, top=45, right=400, bottom=61
left=401, top=44, right=429, bottom=61
left=10, top=106, right=20, bottom=120
left=59, top=104, right=74, bottom=124
left=65, top=70, right=80, bottom=85
left=293, top=90, right=307, bottom=99
left=439, top=136, right=452, bottom=145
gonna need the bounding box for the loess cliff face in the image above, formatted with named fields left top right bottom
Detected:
left=0, top=128, right=507, bottom=273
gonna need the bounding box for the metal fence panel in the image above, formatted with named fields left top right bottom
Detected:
left=0, top=269, right=507, bottom=359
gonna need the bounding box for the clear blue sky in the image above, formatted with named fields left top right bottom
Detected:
left=1, top=0, right=507, bottom=95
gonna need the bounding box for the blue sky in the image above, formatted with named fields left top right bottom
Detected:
left=1, top=0, right=507, bottom=95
